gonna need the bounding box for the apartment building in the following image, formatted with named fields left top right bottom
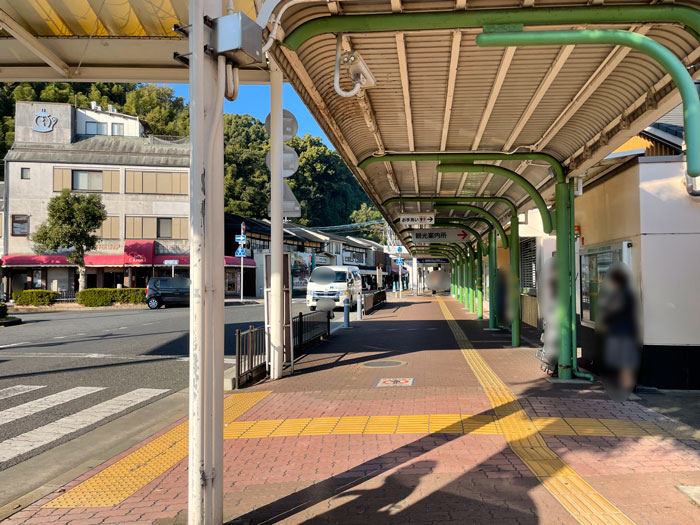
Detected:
left=2, top=101, right=193, bottom=297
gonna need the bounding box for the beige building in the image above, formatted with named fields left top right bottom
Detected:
left=2, top=101, right=190, bottom=297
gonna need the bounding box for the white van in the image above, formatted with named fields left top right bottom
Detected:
left=306, top=265, right=362, bottom=310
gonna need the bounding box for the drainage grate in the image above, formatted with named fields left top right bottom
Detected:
left=362, top=360, right=406, bottom=368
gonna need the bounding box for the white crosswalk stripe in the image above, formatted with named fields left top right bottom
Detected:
left=0, top=388, right=168, bottom=463
left=0, top=385, right=46, bottom=401
left=0, top=387, right=104, bottom=425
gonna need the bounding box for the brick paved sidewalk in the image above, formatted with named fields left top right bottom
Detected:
left=5, top=294, right=700, bottom=524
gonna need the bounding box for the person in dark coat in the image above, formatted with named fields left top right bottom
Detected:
left=596, top=265, right=640, bottom=400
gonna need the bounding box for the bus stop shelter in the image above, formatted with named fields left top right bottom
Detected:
left=2, top=0, right=700, bottom=523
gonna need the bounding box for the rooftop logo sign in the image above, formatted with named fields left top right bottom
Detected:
left=32, top=108, right=58, bottom=133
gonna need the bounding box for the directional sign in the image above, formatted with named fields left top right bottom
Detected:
left=399, top=213, right=436, bottom=226
left=383, top=245, right=405, bottom=254
left=235, top=234, right=246, bottom=243
left=235, top=246, right=246, bottom=257
left=412, top=228, right=471, bottom=243
left=417, top=257, right=449, bottom=264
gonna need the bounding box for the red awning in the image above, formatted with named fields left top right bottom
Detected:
left=224, top=256, right=256, bottom=267
left=84, top=254, right=124, bottom=267
left=123, top=240, right=154, bottom=266
left=153, top=255, right=190, bottom=266
left=2, top=254, right=71, bottom=267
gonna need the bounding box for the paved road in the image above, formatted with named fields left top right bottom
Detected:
left=0, top=299, right=326, bottom=471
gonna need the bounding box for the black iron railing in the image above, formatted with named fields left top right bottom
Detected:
left=293, top=310, right=331, bottom=349
left=234, top=325, right=267, bottom=389
left=362, top=289, right=387, bottom=313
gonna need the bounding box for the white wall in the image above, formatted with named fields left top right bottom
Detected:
left=76, top=108, right=142, bottom=137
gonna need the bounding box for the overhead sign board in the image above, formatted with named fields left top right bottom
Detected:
left=412, top=228, right=470, bottom=243
left=399, top=213, right=435, bottom=226
left=417, top=257, right=449, bottom=264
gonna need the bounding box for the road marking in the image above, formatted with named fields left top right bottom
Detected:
left=75, top=333, right=86, bottom=336
left=141, top=322, right=153, bottom=326
left=0, top=342, right=30, bottom=349
left=436, top=297, right=634, bottom=525
left=44, top=391, right=270, bottom=508
left=53, top=336, right=67, bottom=339
left=118, top=326, right=127, bottom=330
left=0, top=389, right=168, bottom=464
left=0, top=385, right=45, bottom=401
left=0, top=387, right=105, bottom=426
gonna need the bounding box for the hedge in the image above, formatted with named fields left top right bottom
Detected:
left=0, top=303, right=7, bottom=318
left=13, top=290, right=59, bottom=306
left=76, top=288, right=146, bottom=307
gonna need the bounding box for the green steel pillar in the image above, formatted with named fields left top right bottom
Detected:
left=457, top=260, right=463, bottom=304
left=555, top=181, right=573, bottom=379
left=461, top=259, right=467, bottom=309
left=476, top=243, right=484, bottom=319
left=450, top=262, right=455, bottom=297
left=466, top=255, right=473, bottom=312
left=488, top=229, right=497, bottom=329
left=510, top=220, right=520, bottom=347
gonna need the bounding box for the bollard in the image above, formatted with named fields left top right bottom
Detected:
left=343, top=297, right=350, bottom=327
left=357, top=293, right=363, bottom=320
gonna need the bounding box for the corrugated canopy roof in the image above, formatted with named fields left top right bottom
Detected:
left=262, top=0, right=700, bottom=251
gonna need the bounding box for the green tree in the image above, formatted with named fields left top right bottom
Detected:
left=286, top=134, right=369, bottom=226
left=32, top=190, right=107, bottom=291
left=123, top=84, right=188, bottom=136
left=350, top=203, right=384, bottom=242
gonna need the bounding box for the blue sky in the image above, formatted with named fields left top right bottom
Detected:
left=167, top=83, right=330, bottom=145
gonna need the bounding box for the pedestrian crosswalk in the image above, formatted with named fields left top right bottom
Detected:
left=0, top=385, right=168, bottom=465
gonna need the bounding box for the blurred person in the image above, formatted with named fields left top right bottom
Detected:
left=538, top=258, right=559, bottom=372
left=596, top=264, right=640, bottom=400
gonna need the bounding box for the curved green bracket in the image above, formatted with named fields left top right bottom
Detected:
left=283, top=5, right=700, bottom=52
left=363, top=153, right=565, bottom=182
left=432, top=205, right=509, bottom=250
left=477, top=29, right=700, bottom=177
left=437, top=164, right=553, bottom=232
left=384, top=197, right=508, bottom=248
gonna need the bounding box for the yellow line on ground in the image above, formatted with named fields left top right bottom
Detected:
left=43, top=391, right=270, bottom=509
left=436, top=297, right=635, bottom=525
left=219, top=413, right=682, bottom=440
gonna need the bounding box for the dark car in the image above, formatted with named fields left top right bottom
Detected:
left=145, top=277, right=190, bottom=309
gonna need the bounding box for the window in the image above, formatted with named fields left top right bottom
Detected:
left=72, top=170, right=102, bottom=191
left=20, top=168, right=30, bottom=180
left=111, top=122, right=124, bottom=136
left=12, top=215, right=29, bottom=236
left=519, top=237, right=537, bottom=290
left=579, top=242, right=632, bottom=326
left=85, top=121, right=107, bottom=135
left=157, top=218, right=172, bottom=239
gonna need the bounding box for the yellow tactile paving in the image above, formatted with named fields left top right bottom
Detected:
left=533, top=417, right=578, bottom=436
left=428, top=414, right=462, bottom=434
left=364, top=415, right=399, bottom=434
left=436, top=297, right=635, bottom=525
left=566, top=418, right=616, bottom=437
left=333, top=416, right=370, bottom=434
left=300, top=416, right=341, bottom=435
left=396, top=414, right=430, bottom=434
left=44, top=391, right=270, bottom=509
left=240, top=419, right=285, bottom=438
left=268, top=418, right=313, bottom=437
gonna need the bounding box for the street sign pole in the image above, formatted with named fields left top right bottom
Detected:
left=240, top=222, right=245, bottom=302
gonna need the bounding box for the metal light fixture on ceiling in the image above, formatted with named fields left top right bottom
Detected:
left=334, top=34, right=376, bottom=97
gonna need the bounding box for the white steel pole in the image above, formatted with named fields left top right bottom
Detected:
left=269, top=59, right=284, bottom=380
left=188, top=0, right=223, bottom=522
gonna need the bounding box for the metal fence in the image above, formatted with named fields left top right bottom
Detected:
left=293, top=310, right=331, bottom=349
left=54, top=290, right=76, bottom=302
left=363, top=289, right=387, bottom=313
left=233, top=324, right=267, bottom=389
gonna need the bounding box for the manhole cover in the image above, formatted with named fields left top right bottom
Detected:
left=363, top=360, right=406, bottom=368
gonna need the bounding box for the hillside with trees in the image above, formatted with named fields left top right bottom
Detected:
left=0, top=82, right=369, bottom=226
